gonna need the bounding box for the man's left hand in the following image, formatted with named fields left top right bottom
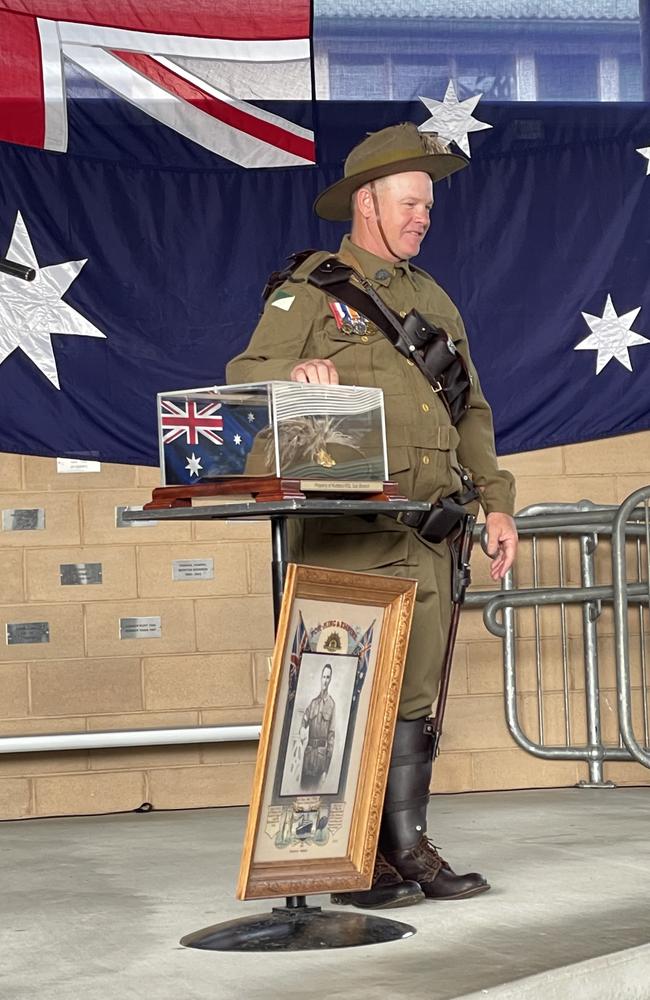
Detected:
left=485, top=512, right=518, bottom=580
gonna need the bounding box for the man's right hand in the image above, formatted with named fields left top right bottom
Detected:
left=290, top=359, right=339, bottom=384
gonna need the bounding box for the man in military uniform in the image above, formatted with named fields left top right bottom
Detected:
left=299, top=662, right=336, bottom=791
left=227, top=122, right=518, bottom=909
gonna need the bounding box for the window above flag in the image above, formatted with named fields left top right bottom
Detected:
left=313, top=0, right=643, bottom=102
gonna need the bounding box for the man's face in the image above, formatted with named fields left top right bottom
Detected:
left=372, top=171, right=434, bottom=260
left=321, top=666, right=332, bottom=693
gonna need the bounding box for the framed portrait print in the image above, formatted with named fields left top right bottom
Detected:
left=237, top=563, right=416, bottom=900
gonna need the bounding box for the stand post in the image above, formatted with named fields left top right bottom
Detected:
left=270, top=516, right=288, bottom=629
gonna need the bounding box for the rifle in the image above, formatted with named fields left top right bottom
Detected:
left=425, top=510, right=476, bottom=758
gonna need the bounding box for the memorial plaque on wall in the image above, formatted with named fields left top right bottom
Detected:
left=56, top=457, right=101, bottom=474
left=115, top=505, right=158, bottom=528
left=7, top=621, right=50, bottom=645
left=60, top=563, right=103, bottom=586
left=119, top=616, right=162, bottom=639
left=2, top=508, right=45, bottom=531
left=172, top=558, right=214, bottom=581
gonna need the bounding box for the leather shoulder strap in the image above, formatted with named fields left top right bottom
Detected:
left=262, top=248, right=320, bottom=303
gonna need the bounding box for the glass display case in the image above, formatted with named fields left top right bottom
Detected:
left=157, top=381, right=388, bottom=490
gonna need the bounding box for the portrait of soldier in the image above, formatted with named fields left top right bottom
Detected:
left=299, top=662, right=336, bottom=791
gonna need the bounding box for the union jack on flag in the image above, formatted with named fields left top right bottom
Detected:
left=160, top=398, right=223, bottom=446
left=0, top=0, right=315, bottom=166
left=352, top=621, right=375, bottom=702
left=288, top=612, right=309, bottom=697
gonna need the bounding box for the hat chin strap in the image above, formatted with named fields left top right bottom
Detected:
left=369, top=181, right=403, bottom=263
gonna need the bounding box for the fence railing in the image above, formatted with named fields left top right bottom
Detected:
left=466, top=493, right=650, bottom=786
left=613, top=486, right=650, bottom=769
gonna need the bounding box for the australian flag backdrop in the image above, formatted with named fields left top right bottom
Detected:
left=0, top=0, right=649, bottom=466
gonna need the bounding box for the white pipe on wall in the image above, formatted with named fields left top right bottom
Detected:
left=0, top=724, right=262, bottom=754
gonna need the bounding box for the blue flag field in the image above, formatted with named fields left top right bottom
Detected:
left=1, top=91, right=649, bottom=465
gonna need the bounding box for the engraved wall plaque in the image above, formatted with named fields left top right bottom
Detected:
left=56, top=457, right=101, bottom=474
left=60, top=563, right=103, bottom=586
left=2, top=508, right=45, bottom=531
left=119, top=616, right=162, bottom=639
left=7, top=621, right=50, bottom=645
left=172, top=558, right=214, bottom=581
left=116, top=505, right=158, bottom=528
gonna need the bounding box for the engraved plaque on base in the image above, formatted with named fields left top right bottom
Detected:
left=2, top=508, right=45, bottom=531
left=60, top=563, right=103, bottom=586
left=172, top=558, right=214, bottom=581
left=7, top=621, right=50, bottom=645
left=119, top=616, right=162, bottom=639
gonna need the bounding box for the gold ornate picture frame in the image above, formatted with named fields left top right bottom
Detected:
left=237, top=563, right=416, bottom=900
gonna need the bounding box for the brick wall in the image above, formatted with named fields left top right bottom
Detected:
left=0, top=432, right=649, bottom=819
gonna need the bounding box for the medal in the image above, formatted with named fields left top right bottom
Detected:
left=329, top=301, right=369, bottom=337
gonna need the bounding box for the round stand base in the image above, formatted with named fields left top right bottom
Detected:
left=180, top=905, right=416, bottom=952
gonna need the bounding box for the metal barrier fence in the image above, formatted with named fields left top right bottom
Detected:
left=466, top=492, right=650, bottom=787
left=613, top=486, right=650, bottom=770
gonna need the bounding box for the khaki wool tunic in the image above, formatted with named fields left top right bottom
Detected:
left=227, top=235, right=515, bottom=720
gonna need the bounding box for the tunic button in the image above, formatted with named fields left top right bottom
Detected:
left=422, top=455, right=430, bottom=465
left=421, top=402, right=430, bottom=412
left=407, top=359, right=415, bottom=366
left=399, top=310, right=406, bottom=318
left=361, top=335, right=369, bottom=342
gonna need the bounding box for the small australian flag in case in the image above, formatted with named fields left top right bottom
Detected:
left=158, top=391, right=269, bottom=486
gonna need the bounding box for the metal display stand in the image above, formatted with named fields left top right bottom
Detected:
left=125, top=497, right=430, bottom=951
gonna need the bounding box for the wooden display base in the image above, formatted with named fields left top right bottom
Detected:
left=144, top=477, right=406, bottom=510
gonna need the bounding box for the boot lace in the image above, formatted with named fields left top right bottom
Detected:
left=373, top=850, right=402, bottom=886
left=425, top=838, right=453, bottom=872
left=398, top=836, right=452, bottom=878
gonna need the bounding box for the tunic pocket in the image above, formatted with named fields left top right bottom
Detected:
left=301, top=520, right=413, bottom=571
left=388, top=446, right=409, bottom=476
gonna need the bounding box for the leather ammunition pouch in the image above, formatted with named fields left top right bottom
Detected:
left=399, top=496, right=468, bottom=545
left=399, top=311, right=471, bottom=425
left=398, top=478, right=478, bottom=545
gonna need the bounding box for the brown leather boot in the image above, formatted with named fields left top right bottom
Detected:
left=385, top=835, right=489, bottom=900
left=380, top=717, right=490, bottom=901
left=330, top=851, right=424, bottom=909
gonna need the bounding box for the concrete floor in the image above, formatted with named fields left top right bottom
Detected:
left=2, top=788, right=650, bottom=1000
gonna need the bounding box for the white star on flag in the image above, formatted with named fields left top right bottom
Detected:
left=0, top=211, right=106, bottom=389
left=247, top=412, right=255, bottom=422
left=418, top=81, right=492, bottom=157
left=575, top=294, right=649, bottom=374
left=636, top=147, right=650, bottom=174
left=233, top=434, right=242, bottom=446
left=185, top=452, right=203, bottom=477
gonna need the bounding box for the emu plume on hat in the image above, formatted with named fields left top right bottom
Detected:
left=314, top=122, right=468, bottom=222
